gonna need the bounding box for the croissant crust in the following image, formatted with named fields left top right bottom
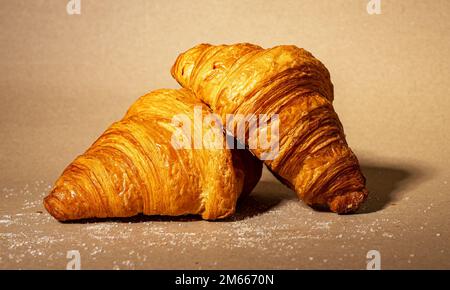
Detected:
left=171, top=43, right=368, bottom=213
left=44, top=89, right=262, bottom=221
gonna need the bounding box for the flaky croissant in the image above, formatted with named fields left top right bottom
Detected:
left=44, top=88, right=262, bottom=221
left=171, top=43, right=368, bottom=213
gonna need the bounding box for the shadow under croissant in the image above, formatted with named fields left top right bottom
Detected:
left=243, top=161, right=427, bottom=216
left=221, top=181, right=293, bottom=222
left=356, top=162, right=427, bottom=214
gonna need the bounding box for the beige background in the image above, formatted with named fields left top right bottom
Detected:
left=1, top=0, right=449, bottom=269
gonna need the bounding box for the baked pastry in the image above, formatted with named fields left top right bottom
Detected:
left=44, top=88, right=262, bottom=221
left=171, top=43, right=368, bottom=213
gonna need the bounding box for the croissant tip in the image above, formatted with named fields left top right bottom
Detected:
left=329, top=189, right=369, bottom=214
left=43, top=194, right=68, bottom=222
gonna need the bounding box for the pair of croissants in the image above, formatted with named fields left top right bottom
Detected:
left=44, top=43, right=368, bottom=221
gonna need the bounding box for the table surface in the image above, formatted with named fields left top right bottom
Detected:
left=1, top=0, right=449, bottom=269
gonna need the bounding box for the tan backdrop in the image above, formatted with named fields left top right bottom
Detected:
left=1, top=0, right=449, bottom=269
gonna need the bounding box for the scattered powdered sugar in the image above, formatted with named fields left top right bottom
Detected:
left=382, top=232, right=394, bottom=238
left=311, top=221, right=332, bottom=230
left=1, top=180, right=449, bottom=269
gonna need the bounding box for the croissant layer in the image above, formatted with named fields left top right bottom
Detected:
left=171, top=43, right=368, bottom=213
left=44, top=89, right=262, bottom=221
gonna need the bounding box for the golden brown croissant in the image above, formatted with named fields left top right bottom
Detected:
left=44, top=88, right=262, bottom=221
left=171, top=43, right=368, bottom=213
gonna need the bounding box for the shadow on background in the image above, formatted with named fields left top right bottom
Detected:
left=243, top=162, right=429, bottom=216
left=225, top=180, right=294, bottom=221
left=357, top=162, right=427, bottom=214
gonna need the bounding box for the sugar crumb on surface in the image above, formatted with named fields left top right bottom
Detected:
left=1, top=181, right=449, bottom=269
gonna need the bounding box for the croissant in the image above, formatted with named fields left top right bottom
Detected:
left=171, top=43, right=368, bottom=213
left=44, top=88, right=262, bottom=221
